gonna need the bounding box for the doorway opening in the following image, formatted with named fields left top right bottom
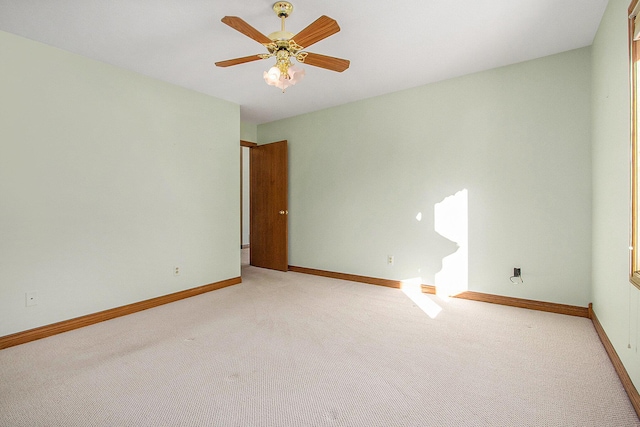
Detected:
left=241, top=141, right=256, bottom=268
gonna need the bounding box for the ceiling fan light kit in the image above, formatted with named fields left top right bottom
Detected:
left=215, top=1, right=350, bottom=92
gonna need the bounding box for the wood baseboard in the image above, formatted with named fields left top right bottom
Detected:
left=0, top=276, right=242, bottom=351
left=288, top=266, right=589, bottom=318
left=590, top=306, right=640, bottom=419
left=288, top=266, right=403, bottom=288
left=422, top=284, right=589, bottom=317
left=444, top=289, right=589, bottom=318
left=421, top=284, right=436, bottom=294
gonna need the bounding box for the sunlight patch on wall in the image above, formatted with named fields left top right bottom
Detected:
left=434, top=189, right=468, bottom=297
left=401, top=278, right=442, bottom=319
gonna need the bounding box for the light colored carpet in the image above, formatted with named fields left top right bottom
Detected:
left=0, top=266, right=638, bottom=426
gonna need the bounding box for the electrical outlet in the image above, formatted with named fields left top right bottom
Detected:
left=174, top=266, right=181, bottom=276
left=510, top=267, right=524, bottom=284
left=388, top=255, right=394, bottom=266
left=25, top=291, right=38, bottom=307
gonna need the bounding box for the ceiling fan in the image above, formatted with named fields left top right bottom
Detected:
left=215, top=2, right=350, bottom=91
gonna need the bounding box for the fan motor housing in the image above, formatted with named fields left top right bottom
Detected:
left=268, top=31, right=294, bottom=41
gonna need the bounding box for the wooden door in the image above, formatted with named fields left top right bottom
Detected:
left=250, top=140, right=288, bottom=271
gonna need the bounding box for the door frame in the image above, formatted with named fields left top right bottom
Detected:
left=240, top=139, right=289, bottom=271
left=240, top=140, right=257, bottom=253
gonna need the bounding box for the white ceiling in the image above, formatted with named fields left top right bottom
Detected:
left=0, top=0, right=608, bottom=124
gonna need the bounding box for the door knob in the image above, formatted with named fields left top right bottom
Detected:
left=279, top=210, right=288, bottom=215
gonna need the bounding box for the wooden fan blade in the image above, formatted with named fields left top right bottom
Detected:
left=292, top=15, right=340, bottom=49
left=221, top=16, right=272, bottom=45
left=302, top=52, right=350, bottom=72
left=215, top=55, right=264, bottom=68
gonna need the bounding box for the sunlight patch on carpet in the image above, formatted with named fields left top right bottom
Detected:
left=401, top=278, right=442, bottom=319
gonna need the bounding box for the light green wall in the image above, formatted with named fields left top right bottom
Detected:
left=241, top=121, right=258, bottom=143
left=259, top=47, right=592, bottom=306
left=240, top=122, right=256, bottom=245
left=592, top=0, right=640, bottom=389
left=0, top=31, right=240, bottom=336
